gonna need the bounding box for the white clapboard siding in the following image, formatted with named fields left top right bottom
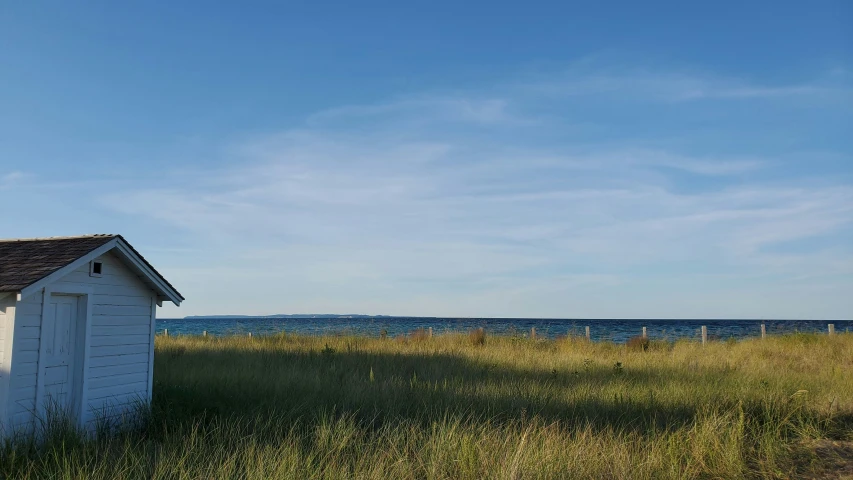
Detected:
left=13, top=313, right=41, bottom=328
left=92, top=305, right=153, bottom=317
left=0, top=308, right=5, bottom=377
left=16, top=326, right=40, bottom=340
left=89, top=362, right=149, bottom=379
left=89, top=353, right=150, bottom=368
left=91, top=325, right=150, bottom=337
left=12, top=301, right=41, bottom=316
left=12, top=338, right=39, bottom=353
left=89, top=334, right=150, bottom=348
left=12, top=351, right=38, bottom=364
left=12, top=372, right=37, bottom=389
left=14, top=362, right=38, bottom=377
left=0, top=311, right=5, bottom=363
left=90, top=344, right=150, bottom=357
left=91, top=294, right=152, bottom=307
left=87, top=381, right=149, bottom=402
left=6, top=251, right=157, bottom=429
left=92, top=315, right=151, bottom=327
left=89, top=391, right=147, bottom=409
left=56, top=271, right=149, bottom=291
left=16, top=291, right=43, bottom=306
left=63, top=252, right=154, bottom=428
left=10, top=386, right=36, bottom=403
left=9, top=386, right=37, bottom=424
left=7, top=292, right=43, bottom=421
left=57, top=283, right=152, bottom=299
left=84, top=397, right=146, bottom=425
left=88, top=372, right=148, bottom=391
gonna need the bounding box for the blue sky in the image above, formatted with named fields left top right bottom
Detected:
left=1, top=1, right=851, bottom=319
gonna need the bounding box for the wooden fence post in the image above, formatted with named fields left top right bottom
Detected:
left=248, top=332, right=253, bottom=338
left=428, top=327, right=433, bottom=338
left=701, top=326, right=707, bottom=346
left=530, top=327, right=536, bottom=339
left=642, top=326, right=647, bottom=339
left=164, top=328, right=168, bottom=337
left=828, top=324, right=835, bottom=335
left=585, top=326, right=591, bottom=341
left=203, top=330, right=207, bottom=337
left=760, top=324, right=766, bottom=339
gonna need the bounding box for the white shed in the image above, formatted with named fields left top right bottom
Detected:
left=0, top=234, right=183, bottom=434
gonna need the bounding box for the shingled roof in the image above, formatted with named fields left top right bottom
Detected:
left=0, top=235, right=117, bottom=292
left=0, top=235, right=183, bottom=304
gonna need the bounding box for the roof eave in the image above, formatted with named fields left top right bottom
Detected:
left=112, top=239, right=183, bottom=306
left=17, top=237, right=183, bottom=306
left=18, top=239, right=121, bottom=301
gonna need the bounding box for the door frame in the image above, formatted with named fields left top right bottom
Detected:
left=35, top=286, right=93, bottom=427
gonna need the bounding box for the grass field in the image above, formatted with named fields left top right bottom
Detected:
left=2, top=332, right=852, bottom=479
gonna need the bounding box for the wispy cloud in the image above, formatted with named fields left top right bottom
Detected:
left=104, top=133, right=852, bottom=279
left=307, top=96, right=516, bottom=126
left=0, top=171, right=28, bottom=189
left=522, top=59, right=848, bottom=102
left=92, top=61, right=853, bottom=317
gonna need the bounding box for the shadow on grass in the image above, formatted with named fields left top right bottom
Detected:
left=4, top=337, right=849, bottom=479
left=151, top=341, right=822, bottom=440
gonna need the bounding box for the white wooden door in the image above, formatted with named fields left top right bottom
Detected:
left=42, top=294, right=82, bottom=417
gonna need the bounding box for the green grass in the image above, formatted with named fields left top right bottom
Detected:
left=2, top=332, right=852, bottom=479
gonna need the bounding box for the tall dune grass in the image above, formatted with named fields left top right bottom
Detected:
left=1, top=332, right=851, bottom=479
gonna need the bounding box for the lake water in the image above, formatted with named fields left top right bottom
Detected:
left=155, top=317, right=853, bottom=343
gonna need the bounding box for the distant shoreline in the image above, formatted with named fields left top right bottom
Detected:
left=171, top=315, right=850, bottom=322
left=154, top=316, right=852, bottom=343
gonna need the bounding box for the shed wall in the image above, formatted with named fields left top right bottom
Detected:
left=6, top=251, right=156, bottom=431
left=7, top=290, right=43, bottom=429
left=0, top=294, right=15, bottom=427
left=0, top=300, right=5, bottom=368
left=0, top=297, right=7, bottom=377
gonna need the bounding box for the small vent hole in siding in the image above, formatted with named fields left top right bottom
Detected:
left=90, top=261, right=103, bottom=277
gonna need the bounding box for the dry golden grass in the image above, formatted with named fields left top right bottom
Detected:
left=469, top=327, right=486, bottom=346
left=1, top=332, right=851, bottom=479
